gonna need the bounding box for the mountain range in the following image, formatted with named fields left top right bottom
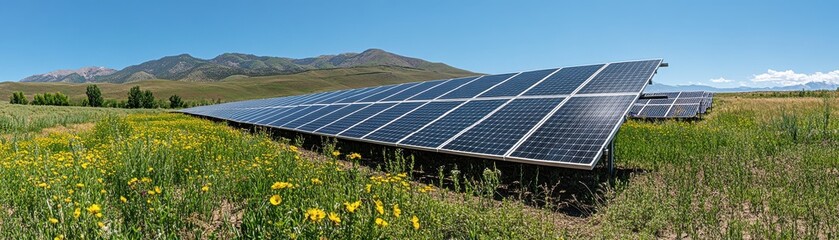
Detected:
left=20, top=49, right=472, bottom=83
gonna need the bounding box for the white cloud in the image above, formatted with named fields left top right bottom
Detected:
left=751, top=69, right=839, bottom=86
left=709, top=77, right=734, bottom=83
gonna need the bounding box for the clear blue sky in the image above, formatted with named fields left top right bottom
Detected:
left=1, top=0, right=837, bottom=88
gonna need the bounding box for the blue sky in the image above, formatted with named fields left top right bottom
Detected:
left=1, top=0, right=837, bottom=88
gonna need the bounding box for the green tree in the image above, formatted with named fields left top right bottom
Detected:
left=9, top=92, right=28, bottom=104
left=86, top=84, right=104, bottom=107
left=141, top=90, right=155, bottom=108
left=127, top=86, right=142, bottom=108
left=168, top=95, right=183, bottom=109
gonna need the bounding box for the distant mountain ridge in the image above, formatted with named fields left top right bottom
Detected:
left=20, top=49, right=472, bottom=83
left=645, top=82, right=839, bottom=93
left=21, top=67, right=116, bottom=83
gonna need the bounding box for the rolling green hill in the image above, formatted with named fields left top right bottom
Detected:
left=1, top=66, right=477, bottom=103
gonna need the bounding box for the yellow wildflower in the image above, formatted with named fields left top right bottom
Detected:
left=73, top=208, right=81, bottom=218
left=201, top=185, right=210, bottom=192
left=304, top=208, right=326, bottom=223
left=48, top=218, right=59, bottom=224
left=331, top=150, right=340, bottom=157
left=154, top=186, right=162, bottom=194
left=411, top=216, right=420, bottom=230
left=311, top=178, right=322, bottom=185
left=87, top=204, right=101, bottom=214
left=97, top=221, right=105, bottom=228
left=54, top=235, right=65, bottom=240
left=271, top=181, right=292, bottom=190
left=120, top=196, right=128, bottom=203
left=392, top=204, right=401, bottom=218
left=344, top=201, right=361, bottom=213
left=75, top=183, right=85, bottom=188
left=270, top=195, right=282, bottom=206
left=375, top=200, right=384, bottom=215
left=328, top=212, right=341, bottom=225
left=365, top=184, right=372, bottom=193
left=375, top=217, right=388, bottom=227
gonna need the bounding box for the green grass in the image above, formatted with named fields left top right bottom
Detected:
left=1, top=93, right=836, bottom=239
left=0, top=66, right=475, bottom=103
left=0, top=105, right=562, bottom=239
left=0, top=102, right=156, bottom=136
left=601, top=95, right=839, bottom=238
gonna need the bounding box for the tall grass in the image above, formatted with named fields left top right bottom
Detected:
left=607, top=96, right=839, bottom=238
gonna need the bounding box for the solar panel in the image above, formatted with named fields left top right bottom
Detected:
left=441, top=98, right=565, bottom=156
left=298, top=104, right=370, bottom=132
left=478, top=69, right=557, bottom=97
left=629, top=91, right=714, bottom=119
left=578, top=60, right=662, bottom=94
left=316, top=103, right=397, bottom=135
left=407, top=76, right=480, bottom=100
left=508, top=95, right=637, bottom=165
left=364, top=101, right=464, bottom=142
left=180, top=59, right=664, bottom=169
left=399, top=99, right=507, bottom=148
left=339, top=102, right=424, bottom=138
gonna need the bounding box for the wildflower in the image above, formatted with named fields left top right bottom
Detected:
left=128, top=177, right=138, bottom=186
left=75, top=183, right=85, bottom=188
left=48, top=218, right=59, bottom=224
left=344, top=201, right=361, bottom=213
left=392, top=204, right=401, bottom=218
left=201, top=185, right=210, bottom=192
left=288, top=146, right=298, bottom=152
left=154, top=186, right=162, bottom=194
left=375, top=200, right=384, bottom=215
left=54, top=235, right=64, bottom=240
left=411, top=216, right=420, bottom=230
left=100, top=189, right=107, bottom=194
left=87, top=204, right=101, bottom=214
left=97, top=221, right=105, bottom=228
left=120, top=196, right=128, bottom=203
left=347, top=152, right=362, bottom=160
left=331, top=150, right=340, bottom=157
left=37, top=182, right=49, bottom=188
left=311, top=178, right=322, bottom=185
left=304, top=208, right=326, bottom=223
left=95, top=213, right=103, bottom=218
left=328, top=212, right=341, bottom=225
left=73, top=208, right=81, bottom=218
left=147, top=167, right=154, bottom=172
left=365, top=184, right=372, bottom=193
left=271, top=181, right=292, bottom=190
left=375, top=217, right=388, bottom=227
left=270, top=195, right=282, bottom=206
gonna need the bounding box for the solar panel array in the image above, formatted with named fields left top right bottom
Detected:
left=180, top=59, right=664, bottom=170
left=628, top=91, right=714, bottom=119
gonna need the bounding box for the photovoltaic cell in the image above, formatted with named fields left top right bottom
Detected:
left=356, top=83, right=421, bottom=102
left=267, top=105, right=326, bottom=127
left=479, top=69, right=558, bottom=97
left=438, top=73, right=516, bottom=99
left=399, top=100, right=507, bottom=148
left=523, top=64, right=604, bottom=96
left=637, top=105, right=669, bottom=118
left=382, top=80, right=446, bottom=101
left=298, top=104, right=370, bottom=132
left=667, top=104, right=700, bottom=118
left=509, top=95, right=636, bottom=164
left=408, top=77, right=479, bottom=100
left=337, top=86, right=390, bottom=103
left=280, top=105, right=347, bottom=129
left=316, top=103, right=396, bottom=135
left=578, top=60, right=662, bottom=94
left=442, top=98, right=564, bottom=156
left=339, top=102, right=424, bottom=138
left=364, top=101, right=463, bottom=142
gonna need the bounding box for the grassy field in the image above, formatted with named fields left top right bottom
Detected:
left=0, top=93, right=836, bottom=239
left=0, top=66, right=474, bottom=103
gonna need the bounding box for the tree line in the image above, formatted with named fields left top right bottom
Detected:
left=8, top=85, right=216, bottom=109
